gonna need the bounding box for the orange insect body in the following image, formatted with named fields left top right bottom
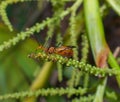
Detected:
left=37, top=45, right=74, bottom=58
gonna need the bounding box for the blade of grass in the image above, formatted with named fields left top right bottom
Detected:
left=108, top=52, right=120, bottom=86
left=84, top=0, right=120, bottom=91
left=84, top=0, right=108, bottom=102
left=24, top=62, right=53, bottom=102
left=93, top=77, right=107, bottom=102
left=106, top=0, right=120, bottom=16
left=84, top=0, right=109, bottom=68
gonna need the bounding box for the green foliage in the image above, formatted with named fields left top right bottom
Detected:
left=72, top=95, right=94, bottom=102
left=106, top=0, right=120, bottom=15
left=81, top=33, right=89, bottom=63
left=93, top=77, right=107, bottom=102
left=0, top=0, right=32, bottom=31
left=29, top=51, right=120, bottom=77
left=0, top=0, right=120, bottom=102
left=0, top=23, right=39, bottom=93
left=0, top=87, right=87, bottom=100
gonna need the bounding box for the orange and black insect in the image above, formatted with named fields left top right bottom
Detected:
left=37, top=45, right=75, bottom=58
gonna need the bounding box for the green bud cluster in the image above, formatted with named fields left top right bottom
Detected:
left=29, top=51, right=120, bottom=77
left=0, top=87, right=86, bottom=100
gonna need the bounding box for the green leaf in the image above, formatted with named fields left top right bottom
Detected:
left=106, top=0, right=120, bottom=16
left=46, top=95, right=66, bottom=102
left=84, top=0, right=109, bottom=67
left=108, top=52, right=120, bottom=86
left=0, top=23, right=39, bottom=93
left=93, top=77, right=107, bottom=102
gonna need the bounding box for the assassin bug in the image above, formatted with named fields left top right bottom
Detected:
left=37, top=45, right=75, bottom=58
left=36, top=38, right=75, bottom=58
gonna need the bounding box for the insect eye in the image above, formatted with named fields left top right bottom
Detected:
left=48, top=47, right=55, bottom=53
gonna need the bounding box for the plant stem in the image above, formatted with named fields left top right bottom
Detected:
left=84, top=0, right=109, bottom=68
left=24, top=62, right=53, bottom=102
left=84, top=0, right=108, bottom=102
left=108, top=52, right=120, bottom=86
left=106, top=0, right=120, bottom=15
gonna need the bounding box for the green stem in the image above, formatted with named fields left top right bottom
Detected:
left=24, top=62, right=53, bottom=102
left=108, top=52, right=120, bottom=86
left=106, top=0, right=120, bottom=15
left=84, top=0, right=108, bottom=102
left=84, top=0, right=109, bottom=67
left=93, top=77, right=107, bottom=102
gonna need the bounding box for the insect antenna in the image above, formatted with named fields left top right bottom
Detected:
left=56, top=42, right=63, bottom=47
left=44, top=37, right=52, bottom=48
